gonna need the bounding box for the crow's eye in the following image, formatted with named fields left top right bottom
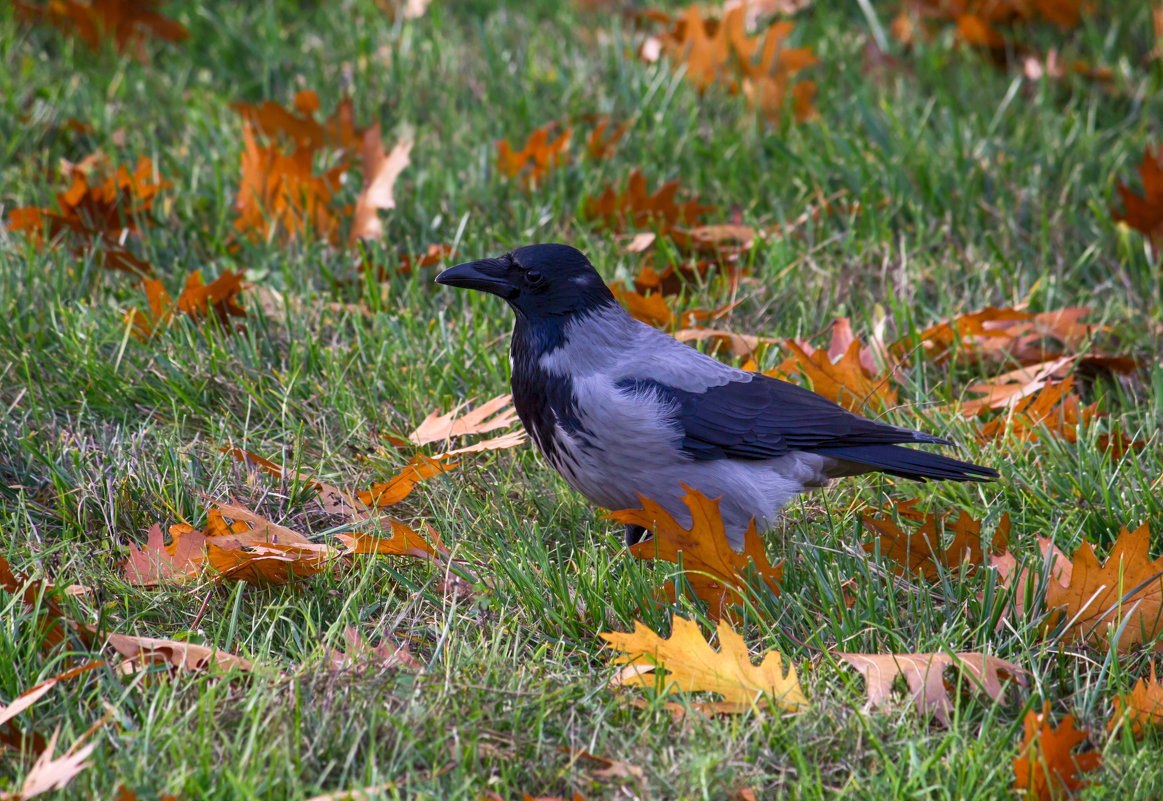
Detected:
left=525, top=270, right=544, bottom=286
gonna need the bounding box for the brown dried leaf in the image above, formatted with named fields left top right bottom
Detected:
left=324, top=625, right=421, bottom=673
left=123, top=523, right=206, bottom=585
left=585, top=169, right=714, bottom=234
left=409, top=394, right=520, bottom=446
left=348, top=126, right=412, bottom=245
left=0, top=662, right=105, bottom=730
left=838, top=651, right=1024, bottom=726
left=1013, top=702, right=1101, bottom=800
left=1114, top=145, right=1163, bottom=242
left=496, top=123, right=572, bottom=188
left=766, top=336, right=896, bottom=412
left=3, top=726, right=95, bottom=800
left=357, top=455, right=455, bottom=507
left=862, top=502, right=1009, bottom=581
left=15, top=0, right=188, bottom=58
left=615, top=486, right=782, bottom=621
left=1108, top=663, right=1163, bottom=737
left=106, top=632, right=254, bottom=673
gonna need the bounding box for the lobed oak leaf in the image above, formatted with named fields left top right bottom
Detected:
left=206, top=540, right=335, bottom=585
left=766, top=337, right=896, bottom=412
left=127, top=270, right=248, bottom=338
left=600, top=616, right=806, bottom=713
left=976, top=375, right=1140, bottom=455
left=324, top=625, right=421, bottom=673
left=106, top=632, right=254, bottom=674
left=409, top=394, right=521, bottom=446
left=0, top=661, right=105, bottom=730
left=357, top=455, right=454, bottom=507
left=15, top=0, right=188, bottom=59
left=348, top=125, right=412, bottom=245
left=608, top=282, right=677, bottom=328
left=633, top=258, right=748, bottom=297
left=615, top=486, right=782, bottom=620
left=585, top=169, right=713, bottom=234
left=233, top=94, right=362, bottom=154
left=838, top=651, right=1025, bottom=726
left=496, top=123, right=573, bottom=188
left=1107, top=663, right=1163, bottom=737
left=586, top=118, right=630, bottom=160
left=123, top=522, right=206, bottom=585
left=2, top=725, right=96, bottom=800
left=1113, top=145, right=1163, bottom=242
left=1013, top=702, right=1100, bottom=800
left=863, top=502, right=1009, bottom=582
left=334, top=519, right=445, bottom=560
left=234, top=123, right=348, bottom=244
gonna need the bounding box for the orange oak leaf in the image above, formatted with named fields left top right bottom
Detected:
left=600, top=616, right=805, bottom=713
left=496, top=123, right=572, bottom=188
left=232, top=93, right=362, bottom=154
left=613, top=486, right=783, bottom=621
left=976, top=376, right=1140, bottom=455
left=1113, top=145, right=1163, bottom=242
left=995, top=525, right=1163, bottom=651
left=1107, top=663, right=1163, bottom=737
left=334, top=519, right=445, bottom=560
left=633, top=257, right=749, bottom=296
left=7, top=154, right=167, bottom=276
left=125, top=270, right=248, bottom=338
left=357, top=455, right=455, bottom=507
left=234, top=123, right=348, bottom=244
left=15, top=0, right=188, bottom=58
left=348, top=126, right=412, bottom=245
left=862, top=502, right=1009, bottom=582
left=586, top=118, right=629, bottom=160
left=766, top=337, right=896, bottom=413
left=838, top=651, right=1024, bottom=726
left=585, top=169, right=714, bottom=234
left=1013, top=702, right=1101, bottom=800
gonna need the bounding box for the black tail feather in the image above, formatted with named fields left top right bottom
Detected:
left=814, top=444, right=998, bottom=483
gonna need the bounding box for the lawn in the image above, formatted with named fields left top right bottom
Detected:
left=2, top=0, right=1162, bottom=799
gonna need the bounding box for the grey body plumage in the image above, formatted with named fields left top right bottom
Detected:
left=436, top=244, right=997, bottom=549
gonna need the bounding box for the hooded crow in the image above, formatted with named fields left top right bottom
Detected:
left=436, top=243, right=997, bottom=549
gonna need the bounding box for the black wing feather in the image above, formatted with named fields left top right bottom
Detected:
left=615, top=373, right=995, bottom=482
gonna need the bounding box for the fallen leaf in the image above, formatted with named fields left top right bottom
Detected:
left=1013, top=702, right=1101, bottom=800
left=233, top=123, right=347, bottom=244
left=123, top=523, right=206, bottom=585
left=1, top=726, right=95, bottom=800
left=335, top=519, right=444, bottom=560
left=601, top=616, right=805, bottom=713
left=673, top=328, right=776, bottom=361
left=15, top=0, right=188, bottom=59
left=233, top=94, right=362, bottom=153
left=862, top=502, right=1010, bottom=581
left=437, top=430, right=527, bottom=457
left=125, top=270, right=248, bottom=338
left=106, top=632, right=254, bottom=673
left=586, top=118, right=629, bottom=160
left=585, top=169, right=713, bottom=234
left=348, top=126, right=412, bottom=245
left=1107, top=662, right=1163, bottom=737
left=613, top=486, right=782, bottom=620
left=1114, top=145, right=1163, bottom=242
left=766, top=336, right=896, bottom=412
left=357, top=455, right=455, bottom=507
left=0, top=662, right=105, bottom=729
left=324, top=625, right=421, bottom=672
left=409, top=394, right=521, bottom=445
left=0, top=556, right=73, bottom=653
left=1041, top=524, right=1163, bottom=651
left=496, top=123, right=572, bottom=188
left=838, top=651, right=1024, bottom=726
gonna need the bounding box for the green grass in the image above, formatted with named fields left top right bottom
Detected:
left=2, top=0, right=1163, bottom=798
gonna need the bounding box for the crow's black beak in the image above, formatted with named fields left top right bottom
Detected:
left=434, top=258, right=517, bottom=299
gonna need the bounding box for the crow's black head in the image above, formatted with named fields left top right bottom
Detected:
left=435, top=244, right=615, bottom=319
